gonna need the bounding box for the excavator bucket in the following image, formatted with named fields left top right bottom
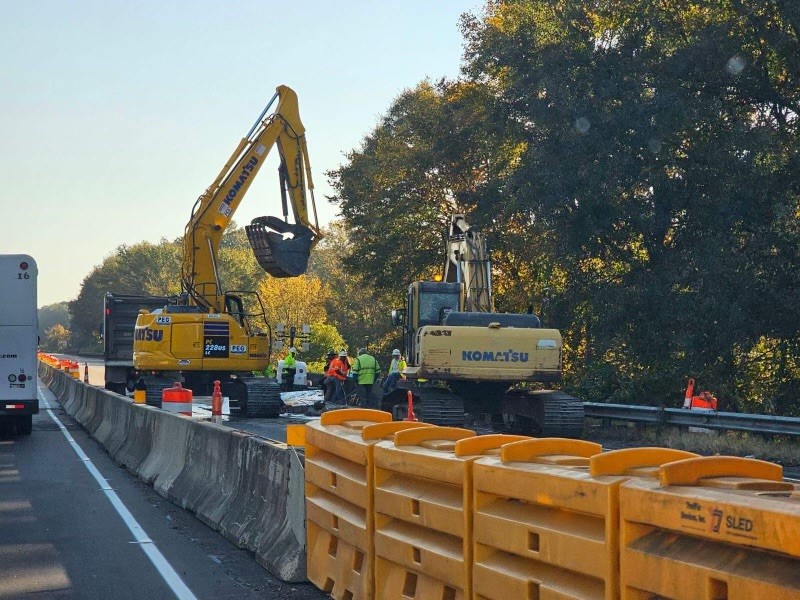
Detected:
left=245, top=216, right=314, bottom=278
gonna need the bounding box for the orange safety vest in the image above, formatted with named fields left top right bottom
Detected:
left=326, top=357, right=349, bottom=381
left=690, top=395, right=718, bottom=410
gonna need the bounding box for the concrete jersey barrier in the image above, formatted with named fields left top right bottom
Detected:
left=38, top=362, right=307, bottom=582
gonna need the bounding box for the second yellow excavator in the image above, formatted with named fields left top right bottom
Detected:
left=133, top=85, right=321, bottom=416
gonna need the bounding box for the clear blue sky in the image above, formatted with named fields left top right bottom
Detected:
left=0, top=1, right=481, bottom=306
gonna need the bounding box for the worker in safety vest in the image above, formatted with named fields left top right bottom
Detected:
left=323, top=350, right=336, bottom=374
left=282, top=347, right=297, bottom=391
left=690, top=390, right=718, bottom=411
left=325, top=350, right=350, bottom=404
left=382, top=349, right=404, bottom=395
left=352, top=348, right=380, bottom=408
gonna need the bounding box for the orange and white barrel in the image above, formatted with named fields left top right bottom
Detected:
left=161, top=383, right=193, bottom=416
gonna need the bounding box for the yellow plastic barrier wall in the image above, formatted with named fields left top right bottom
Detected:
left=304, top=409, right=431, bottom=600
left=372, top=428, right=527, bottom=600
left=620, top=456, right=800, bottom=600
left=471, top=441, right=697, bottom=600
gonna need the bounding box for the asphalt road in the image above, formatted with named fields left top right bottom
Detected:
left=0, top=381, right=325, bottom=600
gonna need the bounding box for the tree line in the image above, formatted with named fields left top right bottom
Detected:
left=328, top=0, right=800, bottom=413
left=49, top=221, right=395, bottom=367
left=47, top=1, right=799, bottom=413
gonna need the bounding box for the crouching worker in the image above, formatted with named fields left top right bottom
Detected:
left=325, top=350, right=350, bottom=404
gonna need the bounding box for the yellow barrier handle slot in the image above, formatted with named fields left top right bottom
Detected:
left=454, top=434, right=530, bottom=457
left=319, top=408, right=393, bottom=426
left=501, top=438, right=602, bottom=463
left=361, top=421, right=433, bottom=441
left=659, top=456, right=784, bottom=486
left=589, top=448, right=699, bottom=477
left=393, top=426, right=476, bottom=447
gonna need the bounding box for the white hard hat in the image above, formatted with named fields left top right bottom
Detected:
left=392, top=349, right=401, bottom=356
left=339, top=350, right=347, bottom=357
left=289, top=346, right=297, bottom=353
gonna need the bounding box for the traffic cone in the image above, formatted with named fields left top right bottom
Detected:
left=211, top=380, right=223, bottom=424
left=683, top=378, right=695, bottom=409
left=404, top=390, right=418, bottom=422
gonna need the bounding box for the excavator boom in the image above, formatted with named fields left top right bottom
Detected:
left=182, top=85, right=321, bottom=311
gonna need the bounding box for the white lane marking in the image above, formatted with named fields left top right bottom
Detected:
left=38, top=384, right=197, bottom=600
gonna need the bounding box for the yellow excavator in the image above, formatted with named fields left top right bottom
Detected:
left=384, top=215, right=584, bottom=437
left=133, top=85, right=321, bottom=416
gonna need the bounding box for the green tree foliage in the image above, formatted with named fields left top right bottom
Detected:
left=38, top=302, right=70, bottom=338
left=217, top=225, right=265, bottom=296
left=308, top=222, right=400, bottom=357
left=303, top=322, right=347, bottom=372
left=41, top=323, right=70, bottom=353
left=460, top=0, right=800, bottom=410
left=329, top=80, right=518, bottom=290
left=67, top=239, right=182, bottom=352
left=329, top=0, right=800, bottom=412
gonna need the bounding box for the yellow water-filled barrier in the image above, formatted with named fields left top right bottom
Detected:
left=472, top=441, right=697, bottom=600
left=620, top=456, right=800, bottom=600
left=373, top=428, right=530, bottom=600
left=304, top=409, right=432, bottom=600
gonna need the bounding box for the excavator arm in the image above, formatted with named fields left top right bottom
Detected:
left=443, top=214, right=493, bottom=313
left=182, top=85, right=321, bottom=312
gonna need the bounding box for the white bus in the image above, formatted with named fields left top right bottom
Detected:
left=0, top=255, right=38, bottom=435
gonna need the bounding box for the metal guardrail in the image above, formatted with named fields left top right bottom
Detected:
left=584, top=403, right=800, bottom=437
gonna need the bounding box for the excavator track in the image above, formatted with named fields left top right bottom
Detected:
left=534, top=390, right=585, bottom=438
left=416, top=388, right=465, bottom=427
left=141, top=376, right=174, bottom=409
left=236, top=377, right=283, bottom=418
left=383, top=386, right=465, bottom=427
left=499, top=389, right=585, bottom=438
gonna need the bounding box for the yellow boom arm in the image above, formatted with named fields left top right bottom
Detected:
left=182, top=85, right=321, bottom=312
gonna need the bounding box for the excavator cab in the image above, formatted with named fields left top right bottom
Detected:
left=245, top=216, right=314, bottom=278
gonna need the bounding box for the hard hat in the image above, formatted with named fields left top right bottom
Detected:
left=338, top=350, right=347, bottom=358
left=327, top=350, right=336, bottom=357
left=392, top=349, right=401, bottom=356
left=357, top=348, right=366, bottom=356
left=289, top=346, right=297, bottom=353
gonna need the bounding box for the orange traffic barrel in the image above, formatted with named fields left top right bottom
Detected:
left=161, top=383, right=192, bottom=416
